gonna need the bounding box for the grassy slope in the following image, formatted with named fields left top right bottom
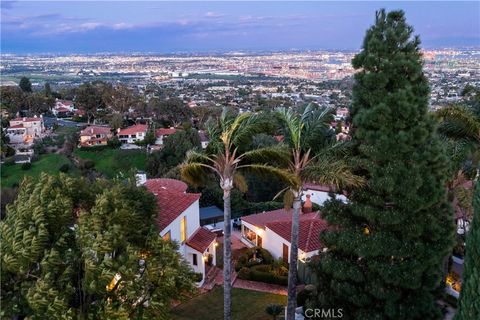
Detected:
left=74, top=148, right=146, bottom=178
left=171, top=287, right=287, bottom=320
left=1, top=154, right=77, bottom=188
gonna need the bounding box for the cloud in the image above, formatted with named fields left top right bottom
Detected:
left=0, top=0, right=17, bottom=10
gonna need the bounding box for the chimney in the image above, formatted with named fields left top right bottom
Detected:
left=303, top=194, right=312, bottom=213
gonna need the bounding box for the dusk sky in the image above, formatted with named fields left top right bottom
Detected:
left=1, top=1, right=479, bottom=54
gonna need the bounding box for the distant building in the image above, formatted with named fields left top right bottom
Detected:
left=155, top=127, right=177, bottom=146
left=117, top=124, right=148, bottom=144
left=198, top=130, right=209, bottom=149
left=6, top=116, right=44, bottom=145
left=302, top=183, right=347, bottom=206
left=79, top=126, right=113, bottom=147
left=53, top=100, right=75, bottom=117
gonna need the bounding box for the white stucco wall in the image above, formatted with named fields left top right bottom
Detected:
left=159, top=200, right=200, bottom=247
left=264, top=228, right=291, bottom=262
left=302, top=189, right=347, bottom=206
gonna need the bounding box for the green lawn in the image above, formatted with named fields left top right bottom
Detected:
left=171, top=287, right=287, bottom=320
left=74, top=148, right=147, bottom=178
left=1, top=154, right=77, bottom=188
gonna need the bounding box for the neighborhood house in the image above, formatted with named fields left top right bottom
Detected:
left=117, top=124, right=148, bottom=144
left=155, top=127, right=177, bottom=146
left=6, top=116, right=45, bottom=145
left=240, top=204, right=328, bottom=264
left=79, top=126, right=113, bottom=147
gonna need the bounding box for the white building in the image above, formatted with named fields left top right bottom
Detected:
left=302, top=183, right=347, bottom=206
left=142, top=178, right=217, bottom=286
left=155, top=127, right=177, bottom=146
left=118, top=124, right=148, bottom=144
left=6, top=116, right=45, bottom=145
left=240, top=207, right=327, bottom=264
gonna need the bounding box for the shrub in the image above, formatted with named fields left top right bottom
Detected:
left=3, top=157, right=15, bottom=166
left=249, top=268, right=288, bottom=286
left=265, top=304, right=284, bottom=320
left=236, top=247, right=274, bottom=270
left=297, top=284, right=316, bottom=307
left=237, top=267, right=251, bottom=280
left=79, top=159, right=95, bottom=170
left=107, top=136, right=121, bottom=149
left=59, top=163, right=70, bottom=173
left=194, top=272, right=203, bottom=282
left=21, top=162, right=32, bottom=170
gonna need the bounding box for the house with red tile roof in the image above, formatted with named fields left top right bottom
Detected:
left=240, top=207, right=328, bottom=263
left=79, top=126, right=113, bottom=147
left=154, top=127, right=177, bottom=146
left=117, top=124, right=148, bottom=144
left=141, top=178, right=217, bottom=286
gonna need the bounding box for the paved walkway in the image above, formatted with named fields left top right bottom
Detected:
left=233, top=278, right=288, bottom=295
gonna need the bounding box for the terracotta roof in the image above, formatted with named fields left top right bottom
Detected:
left=145, top=178, right=188, bottom=193
left=11, top=117, right=42, bottom=123
left=274, top=135, right=284, bottom=142
left=242, top=209, right=319, bottom=229
left=55, top=107, right=71, bottom=113
left=80, top=126, right=111, bottom=137
left=58, top=100, right=73, bottom=106
left=186, top=227, right=216, bottom=253
left=152, top=189, right=201, bottom=231
left=7, top=124, right=25, bottom=129
left=266, top=219, right=328, bottom=253
left=118, top=124, right=148, bottom=135
left=156, top=128, right=177, bottom=137
left=75, top=110, right=85, bottom=115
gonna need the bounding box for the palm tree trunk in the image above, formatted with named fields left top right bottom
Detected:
left=223, top=188, right=232, bottom=320
left=286, top=193, right=301, bottom=320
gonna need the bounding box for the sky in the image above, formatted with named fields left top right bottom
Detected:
left=1, top=1, right=479, bottom=54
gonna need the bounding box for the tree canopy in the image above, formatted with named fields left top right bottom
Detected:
left=1, top=174, right=196, bottom=319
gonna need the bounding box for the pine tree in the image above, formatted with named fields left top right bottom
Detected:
left=308, top=10, right=455, bottom=319
left=19, top=76, right=32, bottom=93
left=0, top=174, right=196, bottom=319
left=455, top=181, right=480, bottom=319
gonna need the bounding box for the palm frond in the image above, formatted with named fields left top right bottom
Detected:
left=238, top=163, right=301, bottom=189
left=283, top=189, right=294, bottom=209
left=233, top=173, right=248, bottom=193
left=437, top=105, right=480, bottom=143
left=179, top=162, right=210, bottom=187
left=302, top=157, right=366, bottom=190
left=275, top=107, right=302, bottom=150
left=240, top=145, right=291, bottom=168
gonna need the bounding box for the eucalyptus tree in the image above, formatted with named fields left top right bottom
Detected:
left=180, top=108, right=297, bottom=320
left=275, top=104, right=364, bottom=320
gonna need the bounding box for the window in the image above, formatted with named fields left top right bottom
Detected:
left=162, top=231, right=171, bottom=241
left=242, top=225, right=256, bottom=243
left=181, top=216, right=187, bottom=242
left=192, top=254, right=198, bottom=266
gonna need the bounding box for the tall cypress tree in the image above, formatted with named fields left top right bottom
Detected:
left=1, top=174, right=196, bottom=319
left=309, top=10, right=455, bottom=319
left=455, top=181, right=480, bottom=319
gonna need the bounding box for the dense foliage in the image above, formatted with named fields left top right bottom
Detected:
left=0, top=174, right=196, bottom=319
left=309, top=10, right=455, bottom=319
left=454, top=181, right=480, bottom=319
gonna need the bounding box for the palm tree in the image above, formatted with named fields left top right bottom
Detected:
left=436, top=104, right=480, bottom=177
left=275, top=104, right=365, bottom=320
left=180, top=109, right=297, bottom=320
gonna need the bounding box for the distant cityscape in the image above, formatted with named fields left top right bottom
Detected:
left=2, top=48, right=479, bottom=111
